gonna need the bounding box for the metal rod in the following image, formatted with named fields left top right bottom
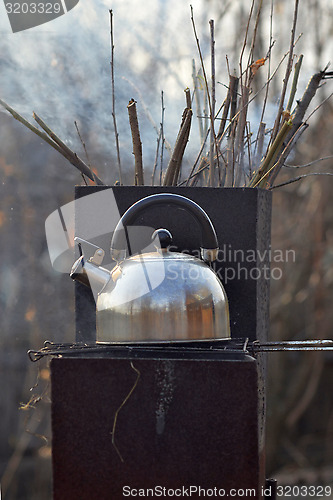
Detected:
left=251, top=339, right=333, bottom=352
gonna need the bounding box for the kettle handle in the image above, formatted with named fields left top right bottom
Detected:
left=110, top=193, right=219, bottom=262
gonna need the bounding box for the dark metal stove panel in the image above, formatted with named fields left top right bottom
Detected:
left=51, top=355, right=264, bottom=500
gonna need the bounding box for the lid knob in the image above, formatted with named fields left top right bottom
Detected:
left=152, top=228, right=172, bottom=249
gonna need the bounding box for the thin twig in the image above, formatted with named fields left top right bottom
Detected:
left=217, top=46, right=291, bottom=164
left=74, top=121, right=90, bottom=185
left=209, top=19, right=216, bottom=186
left=263, top=123, right=308, bottom=188
left=224, top=75, right=239, bottom=187
left=304, top=90, right=333, bottom=123
left=0, top=98, right=56, bottom=150
left=74, top=121, right=91, bottom=167
left=127, top=99, right=144, bottom=186
left=270, top=172, right=333, bottom=190
left=192, top=60, right=204, bottom=143
left=109, top=9, right=123, bottom=185
left=185, top=87, right=191, bottom=110
left=291, top=69, right=328, bottom=128
left=239, top=0, right=255, bottom=86
left=217, top=79, right=232, bottom=141
left=245, top=120, right=253, bottom=178
left=249, top=119, right=293, bottom=187
left=234, top=85, right=250, bottom=186
left=286, top=54, right=303, bottom=112
left=181, top=161, right=210, bottom=186
left=111, top=362, right=141, bottom=463
left=151, top=127, right=162, bottom=186
left=255, top=122, right=266, bottom=167
left=225, top=124, right=236, bottom=187
left=271, top=0, right=299, bottom=143
left=185, top=74, right=236, bottom=188
left=250, top=40, right=301, bottom=112
left=163, top=106, right=192, bottom=186
left=185, top=128, right=210, bottom=186
left=0, top=98, right=102, bottom=184
left=160, top=91, right=165, bottom=185
left=33, top=112, right=104, bottom=184
left=190, top=5, right=220, bottom=181
left=284, top=155, right=333, bottom=169
left=256, top=0, right=274, bottom=135
left=246, top=0, right=263, bottom=86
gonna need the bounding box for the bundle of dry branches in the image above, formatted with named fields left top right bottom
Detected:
left=1, top=1, right=332, bottom=190
left=185, top=0, right=333, bottom=190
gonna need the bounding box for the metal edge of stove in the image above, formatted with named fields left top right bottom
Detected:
left=28, top=338, right=253, bottom=362
left=28, top=338, right=333, bottom=362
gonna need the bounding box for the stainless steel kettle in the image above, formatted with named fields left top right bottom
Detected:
left=70, top=193, right=230, bottom=343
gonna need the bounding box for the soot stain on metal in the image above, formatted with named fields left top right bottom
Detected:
left=155, top=360, right=176, bottom=435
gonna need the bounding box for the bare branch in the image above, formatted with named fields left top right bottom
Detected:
left=209, top=19, right=216, bottom=186
left=286, top=54, right=303, bottom=112
left=256, top=0, right=274, bottom=131
left=304, top=90, right=333, bottom=123
left=33, top=112, right=104, bottom=184
left=239, top=0, right=255, bottom=84
left=109, top=9, right=123, bottom=185
left=190, top=5, right=220, bottom=180
left=270, top=172, right=333, bottom=190
left=271, top=0, right=300, bottom=143
left=163, top=107, right=192, bottom=186
left=185, top=128, right=210, bottom=186
left=269, top=69, right=330, bottom=185
left=185, top=87, right=192, bottom=110
left=246, top=0, right=264, bottom=86
left=160, top=91, right=166, bottom=185
left=217, top=78, right=232, bottom=141
left=151, top=127, right=162, bottom=186
left=127, top=99, right=144, bottom=186
left=192, top=60, right=204, bottom=143
left=254, top=121, right=266, bottom=165
left=74, top=121, right=89, bottom=185
left=284, top=155, right=333, bottom=169
left=223, top=75, right=239, bottom=187
left=234, top=85, right=250, bottom=186
left=249, top=119, right=293, bottom=187
left=265, top=123, right=308, bottom=187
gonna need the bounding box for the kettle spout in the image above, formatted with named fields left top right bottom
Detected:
left=70, top=254, right=111, bottom=293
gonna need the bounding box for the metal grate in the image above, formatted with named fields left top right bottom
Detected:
left=28, top=338, right=333, bottom=362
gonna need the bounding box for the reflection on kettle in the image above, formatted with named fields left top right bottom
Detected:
left=70, top=193, right=230, bottom=343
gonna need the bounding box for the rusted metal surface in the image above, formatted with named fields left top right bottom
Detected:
left=51, top=354, right=264, bottom=499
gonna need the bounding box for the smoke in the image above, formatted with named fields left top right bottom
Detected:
left=0, top=0, right=214, bottom=182
left=0, top=0, right=330, bottom=183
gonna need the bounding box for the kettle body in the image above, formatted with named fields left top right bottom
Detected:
left=96, top=247, right=229, bottom=342
left=71, top=193, right=230, bottom=343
